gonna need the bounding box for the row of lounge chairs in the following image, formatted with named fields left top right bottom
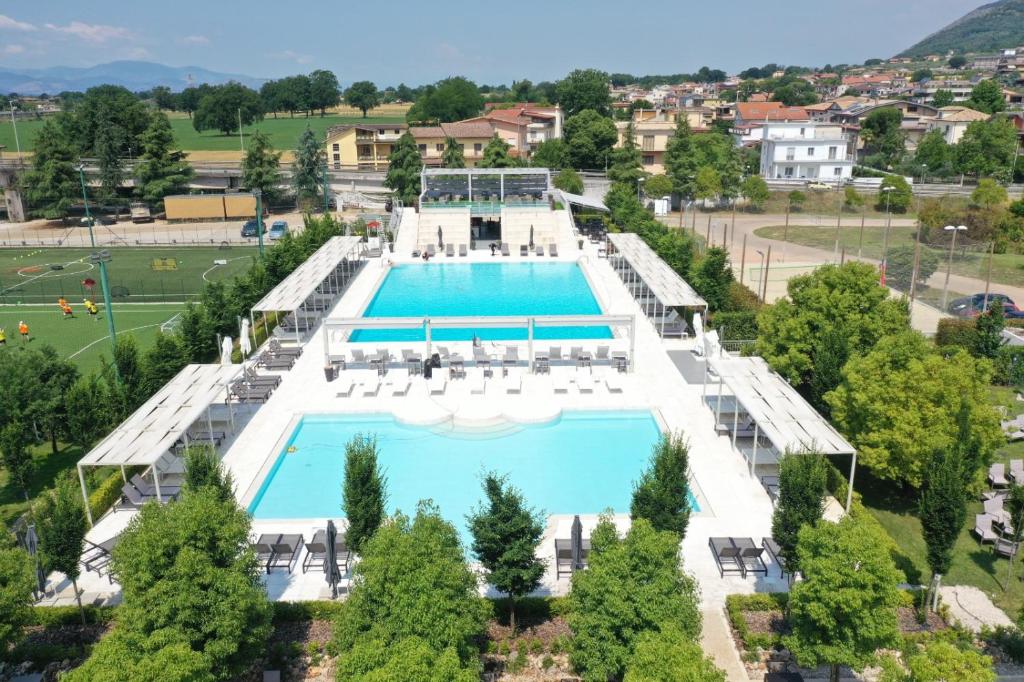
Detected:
left=252, top=530, right=351, bottom=575
left=495, top=242, right=558, bottom=257
left=121, top=474, right=180, bottom=506
left=710, top=536, right=784, bottom=579
left=230, top=362, right=289, bottom=403
left=975, top=487, right=1022, bottom=557
left=257, top=339, right=302, bottom=372
left=420, top=243, right=469, bottom=258
left=988, top=461, right=1024, bottom=488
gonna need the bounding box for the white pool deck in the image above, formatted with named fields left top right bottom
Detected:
left=49, top=242, right=793, bottom=610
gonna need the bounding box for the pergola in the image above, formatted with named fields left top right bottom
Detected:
left=76, top=364, right=242, bottom=524
left=606, top=232, right=707, bottom=335
left=558, top=190, right=608, bottom=213
left=250, top=236, right=364, bottom=345
left=322, top=314, right=637, bottom=372
left=704, top=352, right=858, bottom=511
left=420, top=167, right=551, bottom=204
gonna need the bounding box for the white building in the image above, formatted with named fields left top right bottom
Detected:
left=926, top=106, right=990, bottom=144
left=758, top=121, right=854, bottom=182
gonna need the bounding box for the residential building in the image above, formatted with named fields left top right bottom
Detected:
left=466, top=104, right=562, bottom=155
left=926, top=106, right=990, bottom=144
left=732, top=102, right=810, bottom=144
left=912, top=79, right=976, bottom=104
left=758, top=121, right=854, bottom=182
left=615, top=118, right=677, bottom=174
left=324, top=123, right=408, bottom=170
left=409, top=121, right=498, bottom=167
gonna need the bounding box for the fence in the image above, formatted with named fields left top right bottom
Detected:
left=0, top=274, right=200, bottom=305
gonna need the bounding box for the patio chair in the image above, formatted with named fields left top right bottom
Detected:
left=268, top=534, right=304, bottom=573
left=536, top=245, right=544, bottom=256
left=260, top=354, right=295, bottom=371
left=549, top=346, right=563, bottom=364
left=983, top=496, right=1005, bottom=517
left=501, top=243, right=510, bottom=256
left=604, top=371, right=623, bottom=394
left=974, top=514, right=999, bottom=544
left=555, top=538, right=573, bottom=579
left=733, top=537, right=768, bottom=576
left=121, top=483, right=152, bottom=506
left=335, top=375, right=355, bottom=398
left=459, top=244, right=468, bottom=257
left=549, top=243, right=558, bottom=257
left=426, top=244, right=436, bottom=257
left=1012, top=460, right=1024, bottom=485
left=710, top=537, right=744, bottom=577
left=502, top=346, right=519, bottom=369
left=553, top=372, right=570, bottom=393
left=302, top=529, right=351, bottom=574
left=596, top=346, right=610, bottom=363
left=442, top=243, right=452, bottom=257
left=762, top=537, right=788, bottom=578
left=473, top=346, right=492, bottom=372
left=995, top=537, right=1020, bottom=559
left=520, top=244, right=528, bottom=256
left=428, top=373, right=447, bottom=395
left=252, top=534, right=278, bottom=573
left=569, top=346, right=582, bottom=363
left=990, top=463, right=1010, bottom=488
left=245, top=367, right=282, bottom=387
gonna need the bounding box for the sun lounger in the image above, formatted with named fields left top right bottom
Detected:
left=536, top=245, right=544, bottom=256
left=501, top=243, right=510, bottom=256
left=520, top=244, right=528, bottom=256
left=302, top=529, right=351, bottom=574
left=350, top=349, right=368, bottom=367
left=362, top=375, right=381, bottom=397
left=459, top=244, right=467, bottom=256
left=734, top=537, right=768, bottom=576
left=469, top=370, right=486, bottom=395
left=576, top=372, right=596, bottom=394
left=595, top=346, right=610, bottom=363
left=230, top=383, right=274, bottom=403
left=473, top=347, right=492, bottom=372
left=81, top=536, right=120, bottom=579
left=553, top=372, right=569, bottom=393
left=604, top=371, right=623, bottom=393
left=504, top=371, right=522, bottom=394
left=762, top=537, right=788, bottom=577
left=426, top=244, right=436, bottom=257
left=428, top=373, right=446, bottom=395
left=445, top=243, right=454, bottom=257
left=268, top=534, right=304, bottom=573
left=996, top=537, right=1020, bottom=558
left=990, top=463, right=1010, bottom=488
left=1012, top=460, right=1024, bottom=485
left=710, top=537, right=745, bottom=577
left=335, top=375, right=355, bottom=398
left=245, top=369, right=281, bottom=387
left=253, top=534, right=277, bottom=572
left=549, top=346, right=562, bottom=364
left=131, top=475, right=181, bottom=499
left=268, top=339, right=302, bottom=357
left=549, top=243, right=558, bottom=257
left=259, top=354, right=296, bottom=371
left=975, top=514, right=999, bottom=543
left=502, top=346, right=519, bottom=369
left=387, top=369, right=411, bottom=396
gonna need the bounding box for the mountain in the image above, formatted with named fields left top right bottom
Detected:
left=0, top=61, right=265, bottom=95
left=899, top=0, right=1024, bottom=57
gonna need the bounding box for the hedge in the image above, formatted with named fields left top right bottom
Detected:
left=27, top=605, right=117, bottom=627
left=708, top=311, right=758, bottom=341
left=271, top=600, right=347, bottom=624
left=88, top=472, right=126, bottom=523
left=7, top=642, right=91, bottom=667
left=935, top=318, right=978, bottom=351
left=994, top=346, right=1024, bottom=386
left=725, top=593, right=788, bottom=650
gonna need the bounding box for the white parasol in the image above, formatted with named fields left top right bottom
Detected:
left=240, top=318, right=252, bottom=357
left=220, top=336, right=233, bottom=365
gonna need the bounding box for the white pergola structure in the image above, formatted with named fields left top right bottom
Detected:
left=606, top=233, right=707, bottom=336
left=250, top=236, right=364, bottom=346
left=76, top=364, right=242, bottom=525
left=322, top=314, right=637, bottom=372
left=704, top=352, right=858, bottom=512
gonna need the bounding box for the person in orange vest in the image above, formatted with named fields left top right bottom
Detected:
left=62, top=302, right=74, bottom=318
left=18, top=320, right=29, bottom=343
left=57, top=297, right=67, bottom=308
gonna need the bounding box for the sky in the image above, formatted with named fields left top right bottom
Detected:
left=0, top=0, right=986, bottom=86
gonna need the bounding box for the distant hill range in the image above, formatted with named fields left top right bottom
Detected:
left=899, top=0, right=1024, bottom=58
left=0, top=60, right=265, bottom=95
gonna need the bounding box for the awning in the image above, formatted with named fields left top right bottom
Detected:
left=559, top=190, right=608, bottom=213
left=252, top=236, right=364, bottom=313
left=607, top=232, right=707, bottom=309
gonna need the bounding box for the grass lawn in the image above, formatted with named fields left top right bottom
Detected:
left=0, top=245, right=258, bottom=304
left=759, top=191, right=927, bottom=218
left=0, top=441, right=89, bottom=528
left=859, top=386, right=1024, bottom=619
left=0, top=113, right=406, bottom=154
left=754, top=224, right=1024, bottom=289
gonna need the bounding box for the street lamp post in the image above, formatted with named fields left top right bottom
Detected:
left=253, top=189, right=265, bottom=258
left=941, top=224, right=967, bottom=311
left=77, top=164, right=118, bottom=367
left=756, top=249, right=766, bottom=303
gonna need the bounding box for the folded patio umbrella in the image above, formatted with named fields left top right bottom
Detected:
left=25, top=524, right=46, bottom=598
left=529, top=225, right=534, bottom=248
left=571, top=515, right=584, bottom=572
left=220, top=336, right=233, bottom=365
left=437, top=226, right=443, bottom=248
left=325, top=520, right=343, bottom=599
left=239, top=318, right=251, bottom=357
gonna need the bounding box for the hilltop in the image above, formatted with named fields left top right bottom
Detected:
left=899, top=0, right=1024, bottom=57
left=0, top=61, right=264, bottom=95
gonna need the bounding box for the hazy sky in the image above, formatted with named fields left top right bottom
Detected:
left=0, top=1, right=983, bottom=85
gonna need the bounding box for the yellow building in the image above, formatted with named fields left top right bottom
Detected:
left=324, top=123, right=407, bottom=170
left=616, top=110, right=714, bottom=174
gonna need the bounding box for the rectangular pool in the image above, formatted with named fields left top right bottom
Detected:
left=248, top=411, right=699, bottom=532
left=351, top=262, right=612, bottom=341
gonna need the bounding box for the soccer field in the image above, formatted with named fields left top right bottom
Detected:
left=0, top=303, right=184, bottom=374
left=0, top=113, right=406, bottom=154
left=0, top=245, right=258, bottom=304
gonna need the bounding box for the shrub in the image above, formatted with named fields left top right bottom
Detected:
left=27, top=605, right=117, bottom=627
left=708, top=311, right=758, bottom=341
left=271, top=600, right=347, bottom=623
left=935, top=318, right=978, bottom=352
left=87, top=471, right=128, bottom=521
left=982, top=625, right=1024, bottom=664
left=725, top=594, right=789, bottom=650
left=994, top=346, right=1024, bottom=386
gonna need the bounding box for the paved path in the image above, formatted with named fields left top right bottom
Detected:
left=939, top=585, right=1013, bottom=633
left=700, top=607, right=749, bottom=681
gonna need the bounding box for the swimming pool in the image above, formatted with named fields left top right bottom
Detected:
left=248, top=411, right=700, bottom=532
left=351, top=262, right=612, bottom=341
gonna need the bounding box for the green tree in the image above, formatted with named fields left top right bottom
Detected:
left=134, top=112, right=194, bottom=208
left=608, top=120, right=645, bottom=185
left=861, top=108, right=906, bottom=167
left=967, top=79, right=1006, bottom=114
left=308, top=69, right=340, bottom=116
left=784, top=515, right=903, bottom=682
left=0, top=537, right=34, bottom=653
left=113, top=335, right=144, bottom=411
left=914, top=129, right=952, bottom=177
left=844, top=185, right=865, bottom=209
left=975, top=305, right=1006, bottom=359
left=467, top=473, right=545, bottom=632
left=693, top=166, right=722, bottom=203
left=905, top=641, right=995, bottom=682
left=623, top=626, right=725, bottom=682
left=973, top=177, right=1009, bottom=207
left=770, top=452, right=827, bottom=575
left=807, top=326, right=849, bottom=416
left=0, top=421, right=32, bottom=501
left=691, top=132, right=743, bottom=198
left=406, top=77, right=484, bottom=123
left=568, top=516, right=701, bottom=682
left=481, top=133, right=517, bottom=168
left=342, top=435, right=387, bottom=554
left=956, top=118, right=1019, bottom=182
left=630, top=433, right=693, bottom=538
left=931, top=89, right=956, bottom=108
left=741, top=175, right=771, bottom=211
left=384, top=132, right=423, bottom=204
left=531, top=138, right=569, bottom=169
left=553, top=168, right=584, bottom=194
left=564, top=109, right=618, bottom=170
left=918, top=448, right=967, bottom=607
left=664, top=117, right=696, bottom=198
left=241, top=130, right=283, bottom=205
left=292, top=126, right=326, bottom=207
left=182, top=445, right=235, bottom=503
left=826, top=331, right=1003, bottom=488
left=884, top=244, right=940, bottom=292
left=756, top=262, right=909, bottom=390
left=644, top=174, right=673, bottom=198
left=94, top=123, right=125, bottom=200
left=947, top=55, right=968, bottom=69
left=193, top=81, right=263, bottom=135
left=690, top=247, right=734, bottom=312
left=333, top=501, right=489, bottom=667
left=178, top=84, right=213, bottom=119
left=64, top=374, right=111, bottom=449
left=556, top=68, right=611, bottom=117
left=910, top=68, right=933, bottom=83
left=336, top=635, right=478, bottom=682
left=21, top=117, right=79, bottom=219
left=151, top=85, right=176, bottom=111
left=441, top=137, right=465, bottom=169
left=36, top=477, right=89, bottom=623
left=344, top=80, right=381, bottom=118
left=877, top=175, right=912, bottom=212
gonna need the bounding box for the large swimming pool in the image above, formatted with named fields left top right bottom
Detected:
left=248, top=411, right=698, bottom=531
left=351, top=262, right=612, bottom=341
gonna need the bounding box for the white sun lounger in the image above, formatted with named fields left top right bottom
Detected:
left=469, top=371, right=486, bottom=395
left=335, top=375, right=355, bottom=398
left=362, top=375, right=381, bottom=397
left=553, top=372, right=569, bottom=393
left=504, top=371, right=522, bottom=394
left=428, top=374, right=447, bottom=395
left=604, top=372, right=623, bottom=393
left=576, top=372, right=596, bottom=394
left=386, top=369, right=411, bottom=396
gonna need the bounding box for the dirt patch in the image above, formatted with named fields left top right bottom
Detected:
left=897, top=606, right=948, bottom=633
left=742, top=609, right=789, bottom=637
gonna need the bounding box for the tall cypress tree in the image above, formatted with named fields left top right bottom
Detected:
left=918, top=448, right=967, bottom=608
left=342, top=435, right=387, bottom=554
left=630, top=433, right=693, bottom=537
left=442, top=137, right=465, bottom=169
left=292, top=126, right=325, bottom=207
left=37, top=477, right=89, bottom=623
left=771, top=452, right=828, bottom=575
left=608, top=119, right=645, bottom=185
left=384, top=132, right=423, bottom=204
left=22, top=117, right=79, bottom=220
left=135, top=112, right=194, bottom=208
left=664, top=116, right=695, bottom=198
left=806, top=326, right=849, bottom=417
left=241, top=130, right=283, bottom=205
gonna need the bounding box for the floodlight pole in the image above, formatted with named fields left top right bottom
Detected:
left=79, top=164, right=119, bottom=368
left=322, top=163, right=330, bottom=214
left=254, top=189, right=265, bottom=258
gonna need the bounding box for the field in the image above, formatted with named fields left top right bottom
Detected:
left=0, top=245, right=258, bottom=304
left=0, top=113, right=406, bottom=154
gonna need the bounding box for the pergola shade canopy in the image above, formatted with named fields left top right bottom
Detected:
left=252, top=236, right=364, bottom=313
left=558, top=190, right=608, bottom=213
left=607, top=233, right=707, bottom=309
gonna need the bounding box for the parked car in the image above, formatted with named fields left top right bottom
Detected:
left=240, top=219, right=265, bottom=238
left=806, top=181, right=831, bottom=191
left=948, top=293, right=1018, bottom=317
left=268, top=221, right=289, bottom=240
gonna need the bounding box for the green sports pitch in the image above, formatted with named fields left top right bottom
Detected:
left=0, top=245, right=259, bottom=304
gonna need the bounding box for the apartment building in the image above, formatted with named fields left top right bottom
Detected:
left=614, top=109, right=715, bottom=174
left=758, top=121, right=854, bottom=182
left=926, top=106, right=990, bottom=144
left=409, top=121, right=498, bottom=167
left=324, top=124, right=408, bottom=170
left=912, top=79, right=976, bottom=104
left=467, top=104, right=562, bottom=155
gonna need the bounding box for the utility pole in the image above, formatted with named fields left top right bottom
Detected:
left=9, top=102, right=21, bottom=155
left=78, top=165, right=118, bottom=371
left=254, top=189, right=265, bottom=258
left=322, top=163, right=330, bottom=214
left=237, top=109, right=244, bottom=153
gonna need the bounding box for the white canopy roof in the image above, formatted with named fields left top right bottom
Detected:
left=252, top=236, right=363, bottom=313
left=78, top=364, right=240, bottom=468
left=607, top=232, right=707, bottom=309
left=707, top=354, right=855, bottom=456
left=558, top=190, right=608, bottom=212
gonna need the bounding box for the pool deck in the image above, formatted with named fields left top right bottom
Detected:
left=53, top=243, right=787, bottom=611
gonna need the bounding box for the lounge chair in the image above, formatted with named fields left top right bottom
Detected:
left=121, top=483, right=151, bottom=506
left=302, top=529, right=351, bottom=574
left=555, top=538, right=573, bottom=578
left=974, top=514, right=999, bottom=544
left=428, top=373, right=446, bottom=395
left=762, top=537, right=788, bottom=578
left=362, top=375, right=381, bottom=397
left=553, top=372, right=569, bottom=393
left=426, top=244, right=436, bottom=257
left=604, top=371, right=623, bottom=393
left=131, top=474, right=181, bottom=499
left=502, top=346, right=519, bottom=369
left=549, top=243, right=558, bottom=257
left=473, top=346, right=492, bottom=372
left=469, top=370, right=486, bottom=395
left=245, top=367, right=281, bottom=387
left=536, top=245, right=544, bottom=256
left=520, top=244, right=528, bottom=256
left=459, top=244, right=467, bottom=257
left=436, top=346, right=451, bottom=361
left=252, top=534, right=278, bottom=572
left=995, top=537, right=1020, bottom=558
left=259, top=354, right=295, bottom=371
left=268, top=534, right=304, bottom=573
left=710, top=537, right=744, bottom=577
left=549, top=346, right=563, bottom=365
left=268, top=339, right=302, bottom=357
left=1012, top=460, right=1024, bottom=485
left=350, top=349, right=368, bottom=367
left=387, top=368, right=411, bottom=396
left=576, top=372, right=596, bottom=394
left=81, top=536, right=120, bottom=579
left=445, top=243, right=454, bottom=257
left=501, top=243, right=510, bottom=256
left=595, top=346, right=610, bottom=363
left=734, top=537, right=768, bottom=576
left=335, top=375, right=355, bottom=398
left=990, top=463, right=1010, bottom=488
left=503, top=370, right=522, bottom=394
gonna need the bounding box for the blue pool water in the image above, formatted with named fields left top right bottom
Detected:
left=248, top=411, right=699, bottom=532
left=351, top=262, right=612, bottom=341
